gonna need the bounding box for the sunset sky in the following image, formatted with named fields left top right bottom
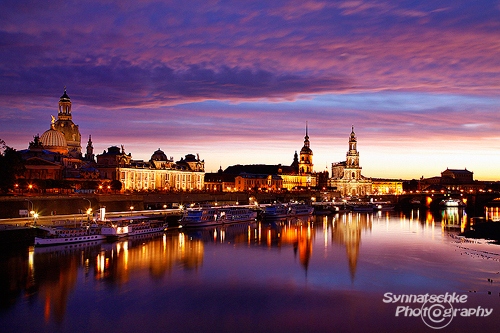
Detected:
left=1, top=0, right=500, bottom=180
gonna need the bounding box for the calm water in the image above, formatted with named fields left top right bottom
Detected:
left=1, top=210, right=500, bottom=333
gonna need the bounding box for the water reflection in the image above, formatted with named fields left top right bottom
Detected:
left=332, top=213, right=372, bottom=280
left=1, top=212, right=499, bottom=331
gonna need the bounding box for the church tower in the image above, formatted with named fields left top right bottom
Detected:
left=53, top=88, right=82, bottom=158
left=85, top=135, right=95, bottom=162
left=344, top=126, right=361, bottom=180
left=299, top=122, right=313, bottom=174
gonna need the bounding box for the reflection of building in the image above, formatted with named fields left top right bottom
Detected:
left=329, top=127, right=372, bottom=196
left=332, top=213, right=372, bottom=280
left=96, top=148, right=205, bottom=191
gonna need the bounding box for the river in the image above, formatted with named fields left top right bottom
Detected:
left=1, top=209, right=499, bottom=332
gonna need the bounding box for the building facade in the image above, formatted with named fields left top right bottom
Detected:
left=371, top=178, right=404, bottom=195
left=329, top=127, right=372, bottom=196
left=97, top=148, right=205, bottom=192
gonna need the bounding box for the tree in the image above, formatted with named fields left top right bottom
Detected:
left=0, top=139, right=25, bottom=194
left=110, top=179, right=122, bottom=193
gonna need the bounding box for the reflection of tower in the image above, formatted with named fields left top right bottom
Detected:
left=332, top=214, right=371, bottom=280
left=297, top=228, right=312, bottom=274
left=299, top=123, right=313, bottom=175
left=53, top=88, right=82, bottom=157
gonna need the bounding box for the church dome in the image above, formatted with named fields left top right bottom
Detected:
left=60, top=89, right=70, bottom=102
left=40, top=127, right=68, bottom=153
left=151, top=148, right=167, bottom=161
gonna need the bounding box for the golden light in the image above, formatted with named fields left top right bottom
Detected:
left=28, top=184, right=33, bottom=189
left=130, top=206, right=134, bottom=210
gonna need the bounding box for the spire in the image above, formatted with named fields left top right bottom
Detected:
left=303, top=122, right=310, bottom=148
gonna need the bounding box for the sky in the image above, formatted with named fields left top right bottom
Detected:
left=1, top=0, right=500, bottom=180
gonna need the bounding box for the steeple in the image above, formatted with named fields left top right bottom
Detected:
left=85, top=135, right=95, bottom=162
left=58, top=87, right=72, bottom=118
left=349, top=125, right=357, bottom=153
left=53, top=88, right=82, bottom=157
left=299, top=122, right=313, bottom=174
left=303, top=121, right=310, bottom=148
left=345, top=125, right=360, bottom=176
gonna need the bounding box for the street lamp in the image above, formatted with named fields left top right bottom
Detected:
left=130, top=206, right=134, bottom=216
left=83, top=198, right=92, bottom=221
left=25, top=199, right=36, bottom=224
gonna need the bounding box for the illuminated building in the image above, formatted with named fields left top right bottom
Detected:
left=419, top=168, right=484, bottom=193
left=97, top=148, right=205, bottom=192
left=52, top=88, right=82, bottom=158
left=18, top=89, right=99, bottom=186
left=329, top=126, right=372, bottom=196
left=371, top=178, right=404, bottom=195
left=205, top=124, right=317, bottom=192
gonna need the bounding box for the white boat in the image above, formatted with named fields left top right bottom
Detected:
left=179, top=207, right=220, bottom=227
left=180, top=206, right=257, bottom=227
left=440, top=198, right=465, bottom=207
left=289, top=203, right=314, bottom=216
left=128, top=219, right=167, bottom=236
left=100, top=224, right=129, bottom=239
left=219, top=207, right=258, bottom=223
left=34, top=224, right=106, bottom=246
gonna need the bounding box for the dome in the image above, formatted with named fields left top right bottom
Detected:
left=151, top=148, right=167, bottom=161
left=40, top=127, right=67, bottom=151
left=60, top=89, right=70, bottom=102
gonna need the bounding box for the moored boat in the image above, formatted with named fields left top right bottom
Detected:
left=219, top=207, right=258, bottom=223
left=128, top=219, right=167, bottom=236
left=180, top=206, right=257, bottom=227
left=289, top=203, right=314, bottom=216
left=262, top=203, right=289, bottom=219
left=440, top=198, right=465, bottom=207
left=263, top=203, right=314, bottom=219
left=349, top=203, right=375, bottom=212
left=179, top=206, right=220, bottom=227
left=34, top=224, right=106, bottom=246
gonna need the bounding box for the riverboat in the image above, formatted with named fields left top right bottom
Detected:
left=440, top=198, right=465, bottom=207
left=128, top=219, right=167, bottom=236
left=263, top=203, right=314, bottom=219
left=34, top=224, right=105, bottom=246
left=262, top=203, right=289, bottom=219
left=180, top=206, right=257, bottom=227
left=179, top=206, right=220, bottom=227
left=219, top=206, right=258, bottom=223
left=349, top=203, right=375, bottom=212
left=289, top=203, right=314, bottom=216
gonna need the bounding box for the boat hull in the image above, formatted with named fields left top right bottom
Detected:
left=35, top=234, right=106, bottom=246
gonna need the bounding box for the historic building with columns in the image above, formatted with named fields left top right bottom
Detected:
left=97, top=147, right=205, bottom=192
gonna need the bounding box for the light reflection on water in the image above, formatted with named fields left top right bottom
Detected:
left=1, top=210, right=500, bottom=332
